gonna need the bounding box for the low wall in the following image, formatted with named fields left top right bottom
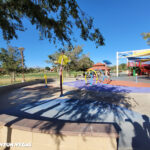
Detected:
left=0, top=114, right=119, bottom=150
left=0, top=126, right=118, bottom=150
left=0, top=78, right=54, bottom=95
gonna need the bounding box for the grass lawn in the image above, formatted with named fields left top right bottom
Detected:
left=0, top=71, right=83, bottom=86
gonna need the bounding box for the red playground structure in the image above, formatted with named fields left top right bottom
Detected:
left=127, top=60, right=150, bottom=76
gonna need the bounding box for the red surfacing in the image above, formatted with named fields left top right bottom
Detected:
left=109, top=80, right=150, bottom=88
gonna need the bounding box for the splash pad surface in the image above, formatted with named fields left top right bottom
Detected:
left=63, top=80, right=150, bottom=93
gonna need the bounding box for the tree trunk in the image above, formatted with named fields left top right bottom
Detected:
left=12, top=72, right=15, bottom=82
left=10, top=73, right=13, bottom=84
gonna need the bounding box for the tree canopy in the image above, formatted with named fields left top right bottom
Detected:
left=0, top=46, right=22, bottom=73
left=0, top=0, right=104, bottom=47
left=110, top=63, right=127, bottom=72
left=141, top=32, right=150, bottom=45
left=0, top=46, right=22, bottom=82
left=119, top=63, right=127, bottom=71
left=78, top=54, right=94, bottom=71
left=47, top=45, right=93, bottom=71
left=45, top=66, right=50, bottom=71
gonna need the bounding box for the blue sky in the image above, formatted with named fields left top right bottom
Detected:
left=0, top=0, right=150, bottom=67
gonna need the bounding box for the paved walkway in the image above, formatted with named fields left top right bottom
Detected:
left=112, top=75, right=150, bottom=84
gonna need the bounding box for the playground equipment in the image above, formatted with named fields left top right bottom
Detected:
left=116, top=49, right=150, bottom=77
left=44, top=74, right=48, bottom=87
left=56, top=51, right=70, bottom=96
left=127, top=59, right=150, bottom=76
left=85, top=68, right=111, bottom=85
left=85, top=69, right=98, bottom=85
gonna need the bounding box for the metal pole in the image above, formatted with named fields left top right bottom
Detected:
left=60, top=52, right=64, bottom=96
left=60, top=65, right=63, bottom=96
left=127, top=58, right=129, bottom=75
left=136, top=74, right=138, bottom=83
left=116, top=51, right=119, bottom=77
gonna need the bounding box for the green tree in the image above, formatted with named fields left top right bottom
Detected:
left=0, top=0, right=104, bottom=47
left=141, top=32, right=150, bottom=44
left=0, top=46, right=22, bottom=83
left=65, top=45, right=83, bottom=71
left=47, top=51, right=60, bottom=72
left=47, top=45, right=93, bottom=71
left=110, top=65, right=116, bottom=73
left=78, top=54, right=94, bottom=71
left=110, top=63, right=127, bottom=73
left=45, top=66, right=50, bottom=71
left=119, top=63, right=127, bottom=71
left=47, top=45, right=83, bottom=71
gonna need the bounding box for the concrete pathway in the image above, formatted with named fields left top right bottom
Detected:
left=112, top=75, right=150, bottom=84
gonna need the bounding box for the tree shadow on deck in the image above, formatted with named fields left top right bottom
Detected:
left=0, top=83, right=60, bottom=112
left=0, top=84, right=148, bottom=150
left=63, top=84, right=137, bottom=109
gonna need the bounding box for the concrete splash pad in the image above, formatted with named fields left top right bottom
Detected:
left=63, top=80, right=150, bottom=93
